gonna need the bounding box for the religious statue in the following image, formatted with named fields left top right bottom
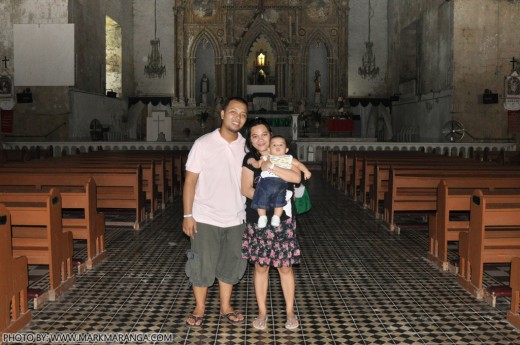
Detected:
left=156, top=132, right=166, bottom=142
left=213, top=96, right=224, bottom=117
left=337, top=96, right=345, bottom=113
left=0, top=76, right=12, bottom=96
left=314, top=70, right=321, bottom=93
left=298, top=98, right=307, bottom=114
left=201, top=74, right=209, bottom=94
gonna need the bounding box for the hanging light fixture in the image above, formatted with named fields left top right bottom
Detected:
left=144, top=0, right=166, bottom=78
left=358, top=0, right=379, bottom=80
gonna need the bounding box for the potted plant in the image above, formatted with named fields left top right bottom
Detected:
left=310, top=109, right=322, bottom=129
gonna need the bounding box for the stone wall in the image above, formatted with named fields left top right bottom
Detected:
left=388, top=0, right=520, bottom=143
left=452, top=0, right=520, bottom=141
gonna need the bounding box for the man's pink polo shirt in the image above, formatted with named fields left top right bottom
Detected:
left=185, top=129, right=246, bottom=227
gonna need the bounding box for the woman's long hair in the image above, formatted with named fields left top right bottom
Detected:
left=244, top=117, right=272, bottom=160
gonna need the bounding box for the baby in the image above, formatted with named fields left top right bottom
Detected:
left=249, top=135, right=311, bottom=228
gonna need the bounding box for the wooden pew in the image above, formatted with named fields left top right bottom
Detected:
left=359, top=155, right=495, bottom=211
left=428, top=180, right=520, bottom=272
left=322, top=148, right=331, bottom=179
left=74, top=150, right=178, bottom=205
left=0, top=177, right=106, bottom=272
left=59, top=178, right=106, bottom=271
left=0, top=205, right=32, bottom=337
left=173, top=150, right=188, bottom=196
left=508, top=257, right=520, bottom=330
left=457, top=190, right=520, bottom=302
left=0, top=189, right=75, bottom=307
left=381, top=168, right=520, bottom=232
left=0, top=167, right=145, bottom=230
left=323, top=148, right=334, bottom=181
left=340, top=152, right=499, bottom=217
left=2, top=155, right=160, bottom=219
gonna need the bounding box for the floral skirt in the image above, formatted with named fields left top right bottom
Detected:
left=242, top=218, right=301, bottom=267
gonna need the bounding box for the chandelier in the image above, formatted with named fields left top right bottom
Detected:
left=358, top=0, right=379, bottom=80
left=144, top=0, right=166, bottom=78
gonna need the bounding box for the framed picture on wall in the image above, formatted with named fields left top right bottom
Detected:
left=505, top=71, right=520, bottom=98
left=0, top=75, right=12, bottom=98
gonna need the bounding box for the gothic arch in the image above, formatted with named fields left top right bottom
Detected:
left=301, top=29, right=338, bottom=103
left=301, top=30, right=335, bottom=60
left=236, top=18, right=286, bottom=62
left=188, top=29, right=222, bottom=60
left=236, top=17, right=288, bottom=97
left=187, top=29, right=222, bottom=104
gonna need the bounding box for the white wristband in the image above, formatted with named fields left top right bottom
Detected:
left=183, top=214, right=193, bottom=218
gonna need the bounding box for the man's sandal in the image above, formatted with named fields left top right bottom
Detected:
left=185, top=314, right=204, bottom=328
left=220, top=310, right=244, bottom=324
left=252, top=316, right=268, bottom=330
left=285, top=316, right=299, bottom=330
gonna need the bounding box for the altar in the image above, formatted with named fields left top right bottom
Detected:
left=247, top=85, right=275, bottom=111
left=327, top=118, right=354, bottom=136
left=146, top=111, right=172, bottom=141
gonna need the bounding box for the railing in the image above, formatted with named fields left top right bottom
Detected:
left=3, top=140, right=516, bottom=163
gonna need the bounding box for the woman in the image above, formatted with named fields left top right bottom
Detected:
left=241, top=117, right=302, bottom=330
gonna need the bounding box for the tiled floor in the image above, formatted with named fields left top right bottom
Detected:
left=19, top=170, right=520, bottom=344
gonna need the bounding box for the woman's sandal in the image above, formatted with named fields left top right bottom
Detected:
left=252, top=316, right=268, bottom=330
left=285, top=316, right=299, bottom=330
left=185, top=314, right=204, bottom=328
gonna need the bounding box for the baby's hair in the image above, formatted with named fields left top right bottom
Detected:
left=270, top=135, right=287, bottom=145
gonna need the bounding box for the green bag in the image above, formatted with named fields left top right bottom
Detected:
left=295, top=185, right=311, bottom=215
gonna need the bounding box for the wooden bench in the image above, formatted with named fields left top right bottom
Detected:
left=82, top=149, right=191, bottom=202
left=457, top=190, right=520, bottom=302
left=381, top=168, right=520, bottom=232
left=0, top=204, right=32, bottom=337
left=173, top=150, right=188, bottom=196
left=0, top=188, right=75, bottom=307
left=0, top=177, right=106, bottom=272
left=57, top=178, right=106, bottom=272
left=357, top=155, right=496, bottom=211
left=508, top=257, right=520, bottom=330
left=86, top=150, right=177, bottom=202
left=428, top=180, right=520, bottom=272
left=3, top=155, right=160, bottom=219
left=53, top=154, right=164, bottom=213
left=359, top=156, right=484, bottom=206
left=0, top=167, right=145, bottom=230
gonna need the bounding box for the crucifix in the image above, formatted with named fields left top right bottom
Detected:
left=511, top=56, right=518, bottom=72
left=2, top=56, right=9, bottom=69
left=152, top=112, right=165, bottom=139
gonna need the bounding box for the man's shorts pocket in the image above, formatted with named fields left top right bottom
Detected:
left=185, top=250, right=201, bottom=285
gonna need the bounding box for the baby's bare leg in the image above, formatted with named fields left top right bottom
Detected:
left=274, top=207, right=283, bottom=217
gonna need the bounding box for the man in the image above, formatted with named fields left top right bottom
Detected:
left=182, top=97, right=249, bottom=327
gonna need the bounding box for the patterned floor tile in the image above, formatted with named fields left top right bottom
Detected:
left=14, top=169, right=520, bottom=344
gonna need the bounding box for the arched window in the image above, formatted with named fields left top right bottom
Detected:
left=106, top=16, right=122, bottom=97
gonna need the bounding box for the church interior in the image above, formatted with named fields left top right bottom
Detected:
left=1, top=0, right=520, bottom=344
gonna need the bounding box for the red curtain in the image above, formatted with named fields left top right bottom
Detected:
left=1, top=109, right=13, bottom=133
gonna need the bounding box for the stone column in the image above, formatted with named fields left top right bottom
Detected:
left=173, top=6, right=185, bottom=104
left=187, top=57, right=196, bottom=106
